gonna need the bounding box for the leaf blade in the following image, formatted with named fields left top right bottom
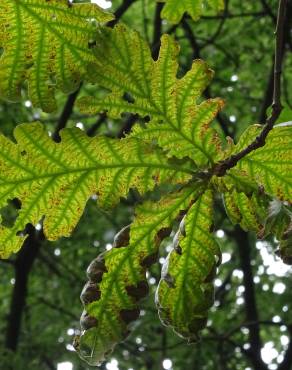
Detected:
left=0, top=123, right=191, bottom=258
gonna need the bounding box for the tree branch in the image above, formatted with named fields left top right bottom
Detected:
left=233, top=227, right=267, bottom=370
left=107, top=0, right=137, bottom=28
left=213, top=0, right=287, bottom=177
left=5, top=226, right=44, bottom=351
left=52, top=85, right=81, bottom=142
left=200, top=11, right=270, bottom=20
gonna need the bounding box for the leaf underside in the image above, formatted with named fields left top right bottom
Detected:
left=75, top=187, right=197, bottom=366
left=0, top=0, right=113, bottom=112
left=0, top=123, right=191, bottom=258
left=78, top=24, right=225, bottom=167
left=156, top=189, right=221, bottom=342
left=230, top=125, right=292, bottom=202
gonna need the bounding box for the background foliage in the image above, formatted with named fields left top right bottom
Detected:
left=0, top=0, right=291, bottom=370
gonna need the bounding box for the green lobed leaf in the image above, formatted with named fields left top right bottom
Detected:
left=78, top=25, right=225, bottom=167
left=222, top=189, right=268, bottom=234
left=229, top=125, right=292, bottom=202
left=0, top=122, right=192, bottom=258
left=157, top=0, right=224, bottom=23
left=156, top=189, right=221, bottom=342
left=74, top=186, right=197, bottom=366
left=0, top=0, right=113, bottom=112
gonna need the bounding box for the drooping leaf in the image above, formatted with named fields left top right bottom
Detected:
left=229, top=125, right=292, bottom=202
left=264, top=200, right=292, bottom=240
left=78, top=25, right=225, bottom=167
left=222, top=189, right=268, bottom=234
left=216, top=174, right=292, bottom=264
left=0, top=0, right=113, bottom=112
left=0, top=122, right=192, bottom=258
left=74, top=186, right=198, bottom=366
left=277, top=224, right=292, bottom=265
left=157, top=0, right=224, bottom=23
left=156, top=190, right=221, bottom=342
left=264, top=200, right=292, bottom=265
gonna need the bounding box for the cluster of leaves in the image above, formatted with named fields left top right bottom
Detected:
left=0, top=0, right=291, bottom=367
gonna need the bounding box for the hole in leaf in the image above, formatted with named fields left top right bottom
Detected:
left=0, top=198, right=21, bottom=228
left=123, top=92, right=135, bottom=104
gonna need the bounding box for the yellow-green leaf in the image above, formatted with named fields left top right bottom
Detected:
left=157, top=0, right=224, bottom=23
left=0, top=123, right=191, bottom=258
left=230, top=125, right=292, bottom=202
left=75, top=187, right=197, bottom=366
left=0, top=0, right=113, bottom=112
left=156, top=189, right=221, bottom=341
left=78, top=25, right=225, bottom=167
left=223, top=190, right=268, bottom=233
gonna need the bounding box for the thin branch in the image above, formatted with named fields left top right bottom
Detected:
left=204, top=332, right=267, bottom=370
left=86, top=112, right=107, bottom=137
left=234, top=227, right=266, bottom=369
left=213, top=0, right=287, bottom=177
left=258, top=58, right=275, bottom=123
left=52, top=85, right=81, bottom=142
left=37, top=296, right=79, bottom=321
left=260, top=0, right=277, bottom=24
left=201, top=0, right=229, bottom=47
left=141, top=0, right=150, bottom=44
left=226, top=320, right=291, bottom=339
left=5, top=226, right=44, bottom=351
left=200, top=11, right=270, bottom=20
left=152, top=2, right=164, bottom=59
left=107, top=0, right=137, bottom=28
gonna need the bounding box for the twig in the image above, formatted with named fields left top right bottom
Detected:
left=37, top=296, right=79, bottom=321
left=86, top=112, right=107, bottom=137
left=201, top=0, right=229, bottom=47
left=213, top=0, right=287, bottom=177
left=260, top=0, right=277, bottom=24
left=152, top=2, right=164, bottom=59
left=107, top=0, right=137, bottom=28
left=200, top=11, right=269, bottom=20
left=52, top=85, right=81, bottom=142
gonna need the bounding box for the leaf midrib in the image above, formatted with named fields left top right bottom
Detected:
left=0, top=162, right=193, bottom=187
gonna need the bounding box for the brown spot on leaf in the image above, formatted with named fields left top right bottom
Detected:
left=120, top=308, right=140, bottom=324
left=87, top=257, right=107, bottom=283
left=126, top=280, right=149, bottom=300
left=204, top=265, right=216, bottom=283
left=140, top=252, right=158, bottom=268
left=80, top=310, right=98, bottom=330
left=113, top=225, right=130, bottom=248
left=155, top=227, right=171, bottom=243
left=80, top=282, right=101, bottom=305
